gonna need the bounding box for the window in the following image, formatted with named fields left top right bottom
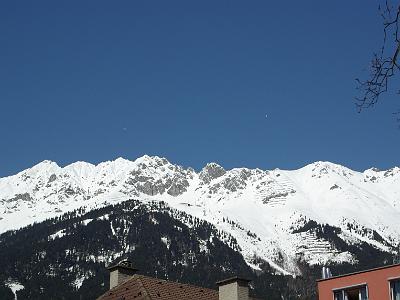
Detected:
left=334, top=290, right=344, bottom=300
left=391, top=280, right=400, bottom=300
left=334, top=285, right=368, bottom=300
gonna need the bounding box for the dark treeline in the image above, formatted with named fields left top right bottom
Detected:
left=0, top=199, right=395, bottom=300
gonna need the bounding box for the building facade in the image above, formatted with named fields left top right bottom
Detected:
left=317, top=264, right=400, bottom=300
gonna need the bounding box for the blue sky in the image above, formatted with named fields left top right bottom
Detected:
left=1, top=1, right=399, bottom=176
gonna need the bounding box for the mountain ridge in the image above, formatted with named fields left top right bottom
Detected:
left=1, top=155, right=399, bottom=275
left=7, top=156, right=399, bottom=179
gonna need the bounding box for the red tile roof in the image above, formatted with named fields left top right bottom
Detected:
left=97, top=274, right=218, bottom=300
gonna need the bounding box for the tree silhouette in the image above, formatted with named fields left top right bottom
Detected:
left=356, top=1, right=400, bottom=122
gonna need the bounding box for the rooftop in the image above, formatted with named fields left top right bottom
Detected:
left=317, top=263, right=400, bottom=282
left=97, top=274, right=218, bottom=300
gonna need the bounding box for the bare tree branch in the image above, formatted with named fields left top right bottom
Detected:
left=356, top=1, right=400, bottom=113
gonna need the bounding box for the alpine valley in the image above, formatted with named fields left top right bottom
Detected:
left=0, top=156, right=399, bottom=299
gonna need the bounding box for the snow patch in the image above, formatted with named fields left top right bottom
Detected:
left=5, top=280, right=24, bottom=300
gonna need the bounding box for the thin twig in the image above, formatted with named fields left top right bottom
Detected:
left=356, top=1, right=400, bottom=118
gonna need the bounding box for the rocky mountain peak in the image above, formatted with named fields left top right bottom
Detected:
left=134, top=155, right=170, bottom=167
left=199, top=162, right=226, bottom=183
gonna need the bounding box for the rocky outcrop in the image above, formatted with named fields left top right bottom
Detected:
left=199, top=163, right=226, bottom=184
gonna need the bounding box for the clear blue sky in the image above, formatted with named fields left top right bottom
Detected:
left=1, top=1, right=399, bottom=177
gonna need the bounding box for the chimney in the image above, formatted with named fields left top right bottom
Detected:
left=107, top=260, right=138, bottom=290
left=216, top=277, right=251, bottom=300
left=321, top=266, right=332, bottom=279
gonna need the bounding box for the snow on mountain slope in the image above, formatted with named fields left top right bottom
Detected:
left=0, top=156, right=399, bottom=274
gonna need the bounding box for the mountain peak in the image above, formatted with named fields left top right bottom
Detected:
left=299, top=161, right=355, bottom=177
left=64, top=161, right=96, bottom=177
left=199, top=162, right=226, bottom=183
left=134, top=155, right=171, bottom=167
left=34, top=159, right=58, bottom=167
left=23, top=160, right=60, bottom=177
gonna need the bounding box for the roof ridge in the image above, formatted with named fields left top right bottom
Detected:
left=316, top=263, right=400, bottom=282
left=135, top=274, right=217, bottom=293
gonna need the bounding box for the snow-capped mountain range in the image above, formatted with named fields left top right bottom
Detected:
left=1, top=155, right=399, bottom=274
